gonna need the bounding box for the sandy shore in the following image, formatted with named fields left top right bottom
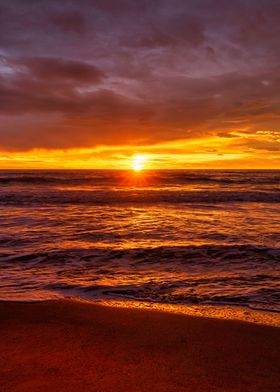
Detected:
left=1, top=300, right=279, bottom=392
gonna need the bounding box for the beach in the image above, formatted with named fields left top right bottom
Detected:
left=1, top=300, right=279, bottom=392
left=1, top=0, right=280, bottom=389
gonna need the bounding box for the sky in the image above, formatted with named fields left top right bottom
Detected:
left=0, top=0, right=279, bottom=169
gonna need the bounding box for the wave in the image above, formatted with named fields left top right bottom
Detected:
left=0, top=170, right=279, bottom=187
left=2, top=243, right=279, bottom=264
left=0, top=174, right=111, bottom=185
left=1, top=189, right=280, bottom=205
left=1, top=244, right=279, bottom=311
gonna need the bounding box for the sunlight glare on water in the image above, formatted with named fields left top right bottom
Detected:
left=0, top=169, right=279, bottom=314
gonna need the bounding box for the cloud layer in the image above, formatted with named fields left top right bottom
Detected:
left=0, top=0, right=279, bottom=165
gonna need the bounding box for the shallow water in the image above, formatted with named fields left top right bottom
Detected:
left=0, top=170, right=279, bottom=312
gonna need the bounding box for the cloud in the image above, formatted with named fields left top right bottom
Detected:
left=0, top=56, right=107, bottom=116
left=245, top=139, right=280, bottom=152
left=21, top=57, right=106, bottom=83
left=124, top=15, right=205, bottom=49
left=49, top=11, right=87, bottom=35
left=0, top=0, right=279, bottom=161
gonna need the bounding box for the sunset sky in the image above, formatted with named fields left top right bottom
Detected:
left=0, top=0, right=279, bottom=169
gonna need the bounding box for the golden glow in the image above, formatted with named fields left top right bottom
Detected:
left=131, top=155, right=147, bottom=171
left=0, top=132, right=279, bottom=169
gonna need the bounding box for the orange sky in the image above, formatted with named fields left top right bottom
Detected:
left=1, top=132, right=279, bottom=169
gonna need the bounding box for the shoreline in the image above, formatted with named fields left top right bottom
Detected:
left=1, top=297, right=280, bottom=327
left=91, top=298, right=280, bottom=327
left=1, top=299, right=280, bottom=391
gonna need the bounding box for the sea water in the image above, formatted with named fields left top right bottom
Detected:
left=0, top=170, right=279, bottom=312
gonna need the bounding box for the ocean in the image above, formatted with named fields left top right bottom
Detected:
left=0, top=170, right=279, bottom=312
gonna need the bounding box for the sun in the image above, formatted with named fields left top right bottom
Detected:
left=131, top=155, right=147, bottom=171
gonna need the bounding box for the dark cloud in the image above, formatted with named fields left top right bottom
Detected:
left=125, top=15, right=205, bottom=49
left=20, top=57, right=106, bottom=83
left=49, top=11, right=87, bottom=35
left=0, top=0, right=280, bottom=153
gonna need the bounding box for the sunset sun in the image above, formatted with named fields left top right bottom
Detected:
left=131, top=155, right=147, bottom=172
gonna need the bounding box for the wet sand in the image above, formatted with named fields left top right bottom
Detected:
left=0, top=300, right=279, bottom=392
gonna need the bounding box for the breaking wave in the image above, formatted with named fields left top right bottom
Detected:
left=1, top=245, right=279, bottom=311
